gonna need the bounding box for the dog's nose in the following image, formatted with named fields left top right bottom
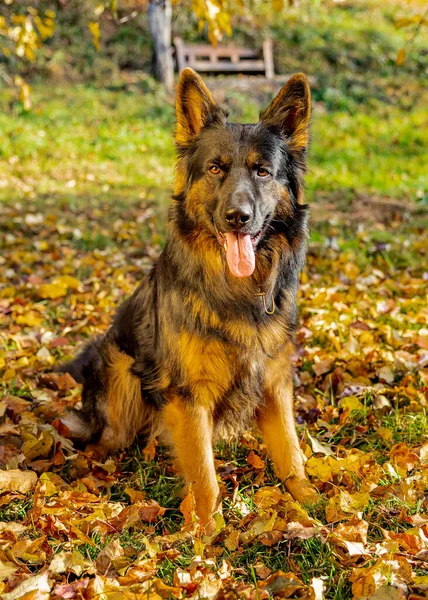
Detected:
left=225, top=206, right=252, bottom=228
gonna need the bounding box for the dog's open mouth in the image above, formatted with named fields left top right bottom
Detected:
left=215, top=228, right=261, bottom=278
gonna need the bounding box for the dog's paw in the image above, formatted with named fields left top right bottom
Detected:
left=201, top=510, right=224, bottom=539
left=286, top=477, right=318, bottom=505
left=84, top=443, right=109, bottom=460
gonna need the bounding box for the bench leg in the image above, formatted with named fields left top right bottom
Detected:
left=263, top=39, right=274, bottom=79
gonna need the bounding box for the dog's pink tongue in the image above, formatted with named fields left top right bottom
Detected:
left=225, top=232, right=255, bottom=278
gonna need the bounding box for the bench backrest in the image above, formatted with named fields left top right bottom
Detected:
left=174, top=37, right=274, bottom=79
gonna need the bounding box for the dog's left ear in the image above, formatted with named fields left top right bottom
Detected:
left=176, top=68, right=223, bottom=146
left=260, top=73, right=310, bottom=153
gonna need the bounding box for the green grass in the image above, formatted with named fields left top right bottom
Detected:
left=308, top=407, right=427, bottom=458
left=310, top=106, right=427, bottom=200
left=1, top=0, right=427, bottom=210
left=0, top=83, right=175, bottom=206
left=0, top=498, right=33, bottom=522
left=0, top=81, right=426, bottom=209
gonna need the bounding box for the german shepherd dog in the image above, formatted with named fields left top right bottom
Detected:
left=62, top=68, right=317, bottom=530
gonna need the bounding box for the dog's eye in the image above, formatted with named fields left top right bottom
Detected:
left=208, top=165, right=221, bottom=175
left=256, top=167, right=270, bottom=178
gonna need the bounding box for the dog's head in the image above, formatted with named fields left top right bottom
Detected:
left=173, top=68, right=310, bottom=278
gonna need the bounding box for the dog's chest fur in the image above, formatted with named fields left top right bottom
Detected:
left=125, top=281, right=294, bottom=432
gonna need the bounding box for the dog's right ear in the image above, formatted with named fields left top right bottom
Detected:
left=175, top=68, right=223, bottom=145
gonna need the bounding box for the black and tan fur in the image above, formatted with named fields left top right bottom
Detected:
left=61, top=69, right=317, bottom=530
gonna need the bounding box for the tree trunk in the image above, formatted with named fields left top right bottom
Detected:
left=148, top=0, right=174, bottom=91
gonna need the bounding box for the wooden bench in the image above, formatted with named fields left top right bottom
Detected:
left=174, top=37, right=274, bottom=79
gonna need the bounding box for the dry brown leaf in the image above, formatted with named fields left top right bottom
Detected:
left=0, top=560, right=19, bottom=583
left=53, top=579, right=90, bottom=599
left=96, top=538, right=126, bottom=576
left=2, top=571, right=51, bottom=600
left=125, top=487, right=147, bottom=503
left=180, top=487, right=197, bottom=526
left=350, top=556, right=412, bottom=599
left=313, top=357, right=334, bottom=376
left=254, top=562, right=272, bottom=580
left=390, top=443, right=419, bottom=473
left=143, top=439, right=158, bottom=461
left=307, top=432, right=334, bottom=456
left=259, top=530, right=283, bottom=546
left=0, top=469, right=37, bottom=493
left=21, top=431, right=54, bottom=461
left=110, top=499, right=167, bottom=530
left=49, top=549, right=91, bottom=576
left=247, top=451, right=265, bottom=470
left=259, top=571, right=305, bottom=596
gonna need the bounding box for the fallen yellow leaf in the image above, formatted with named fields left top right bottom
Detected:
left=377, top=427, right=393, bottom=443
left=15, top=311, right=43, bottom=327
left=53, top=275, right=81, bottom=290
left=340, top=396, right=364, bottom=411
left=38, top=283, right=67, bottom=299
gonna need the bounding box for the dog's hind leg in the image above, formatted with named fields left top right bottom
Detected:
left=96, top=344, right=161, bottom=452
left=162, top=395, right=221, bottom=532
left=63, top=342, right=157, bottom=453
left=257, top=353, right=318, bottom=504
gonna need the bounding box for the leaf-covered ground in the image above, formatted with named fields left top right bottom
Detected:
left=0, top=73, right=427, bottom=599
left=0, top=191, right=427, bottom=599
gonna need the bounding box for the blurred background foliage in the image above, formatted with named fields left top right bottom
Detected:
left=0, top=0, right=426, bottom=208
left=0, top=0, right=426, bottom=110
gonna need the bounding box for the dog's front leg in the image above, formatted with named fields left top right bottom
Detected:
left=163, top=395, right=221, bottom=532
left=257, top=359, right=317, bottom=504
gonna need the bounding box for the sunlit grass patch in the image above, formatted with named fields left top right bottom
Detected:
left=0, top=498, right=33, bottom=522
left=1, top=80, right=427, bottom=207
left=0, top=84, right=175, bottom=205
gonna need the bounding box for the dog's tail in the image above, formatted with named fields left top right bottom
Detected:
left=58, top=337, right=105, bottom=443
left=58, top=336, right=104, bottom=384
